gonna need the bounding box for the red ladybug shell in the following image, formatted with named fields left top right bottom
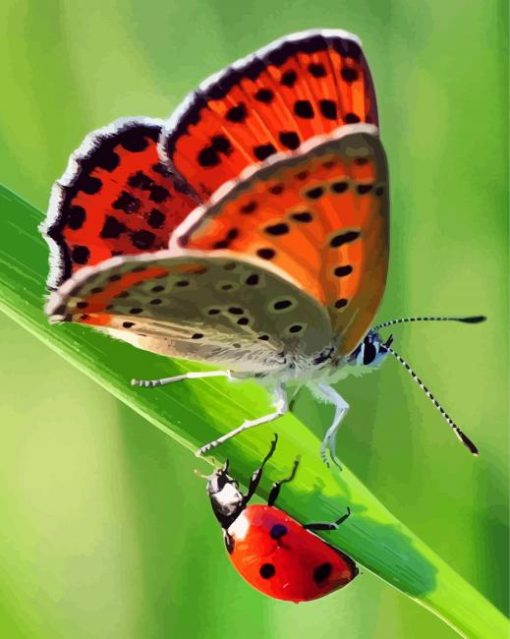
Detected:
left=225, top=504, right=358, bottom=603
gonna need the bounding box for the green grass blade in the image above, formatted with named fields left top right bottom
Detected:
left=0, top=184, right=507, bottom=639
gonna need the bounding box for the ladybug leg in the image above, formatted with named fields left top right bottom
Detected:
left=304, top=507, right=351, bottom=531
left=267, top=458, right=299, bottom=507
left=242, top=433, right=279, bottom=505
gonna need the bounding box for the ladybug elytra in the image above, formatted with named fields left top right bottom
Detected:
left=206, top=435, right=358, bottom=602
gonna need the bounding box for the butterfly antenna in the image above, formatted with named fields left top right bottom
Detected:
left=372, top=315, right=486, bottom=331
left=380, top=344, right=479, bottom=455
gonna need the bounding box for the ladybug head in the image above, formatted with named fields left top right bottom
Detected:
left=207, top=460, right=245, bottom=529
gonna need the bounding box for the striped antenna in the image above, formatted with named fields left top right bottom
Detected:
left=372, top=315, right=486, bottom=332
left=381, top=344, right=479, bottom=455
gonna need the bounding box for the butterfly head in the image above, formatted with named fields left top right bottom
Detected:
left=348, top=330, right=393, bottom=370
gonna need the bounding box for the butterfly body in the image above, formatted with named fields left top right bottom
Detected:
left=41, top=29, right=482, bottom=461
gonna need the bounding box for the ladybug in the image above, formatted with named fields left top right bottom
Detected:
left=206, top=435, right=358, bottom=602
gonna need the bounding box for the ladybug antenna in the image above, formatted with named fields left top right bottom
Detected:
left=222, top=459, right=230, bottom=473
left=379, top=343, right=479, bottom=455
left=372, top=314, right=486, bottom=331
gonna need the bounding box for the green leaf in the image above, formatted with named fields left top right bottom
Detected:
left=0, top=185, right=507, bottom=639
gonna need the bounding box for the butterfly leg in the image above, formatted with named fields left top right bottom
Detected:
left=196, top=384, right=288, bottom=457
left=131, top=370, right=231, bottom=388
left=310, top=383, right=350, bottom=468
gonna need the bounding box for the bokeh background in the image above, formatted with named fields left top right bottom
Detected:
left=0, top=1, right=507, bottom=637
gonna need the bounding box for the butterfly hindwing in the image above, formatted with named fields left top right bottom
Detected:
left=42, top=117, right=198, bottom=289
left=161, top=29, right=378, bottom=199
left=46, top=251, right=333, bottom=373
left=172, top=125, right=389, bottom=357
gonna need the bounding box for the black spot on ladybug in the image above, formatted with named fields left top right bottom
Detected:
left=280, top=69, right=297, bottom=87
left=254, top=88, right=274, bottom=103
left=130, top=230, right=156, bottom=250
left=294, top=100, right=314, bottom=119
left=100, top=216, right=126, bottom=239
left=279, top=131, right=300, bottom=150
left=344, top=112, right=360, bottom=124
left=259, top=563, right=276, bottom=579
left=313, top=562, right=333, bottom=583
left=71, top=245, right=90, bottom=264
left=113, top=191, right=141, bottom=213
left=147, top=209, right=166, bottom=229
left=308, top=62, right=326, bottom=77
left=149, top=185, right=170, bottom=203
left=226, top=103, right=247, bottom=123
left=270, top=524, right=288, bottom=540
left=254, top=143, right=277, bottom=161
left=67, top=206, right=86, bottom=230
left=319, top=99, right=337, bottom=120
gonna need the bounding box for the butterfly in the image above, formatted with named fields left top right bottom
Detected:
left=41, top=29, right=483, bottom=465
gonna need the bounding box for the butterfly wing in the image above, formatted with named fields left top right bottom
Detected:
left=46, top=251, right=333, bottom=374
left=172, top=125, right=389, bottom=357
left=42, top=117, right=198, bottom=289
left=161, top=29, right=378, bottom=199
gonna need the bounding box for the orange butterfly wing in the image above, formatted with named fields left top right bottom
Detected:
left=43, top=118, right=197, bottom=288
left=161, top=30, right=378, bottom=200
left=173, top=125, right=389, bottom=357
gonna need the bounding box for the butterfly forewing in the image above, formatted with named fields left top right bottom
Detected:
left=173, top=125, right=389, bottom=358
left=46, top=252, right=332, bottom=373
left=162, top=30, right=378, bottom=199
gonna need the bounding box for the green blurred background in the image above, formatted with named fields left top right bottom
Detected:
left=0, top=1, right=507, bottom=637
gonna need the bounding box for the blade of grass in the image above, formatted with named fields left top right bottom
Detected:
left=0, top=185, right=507, bottom=639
